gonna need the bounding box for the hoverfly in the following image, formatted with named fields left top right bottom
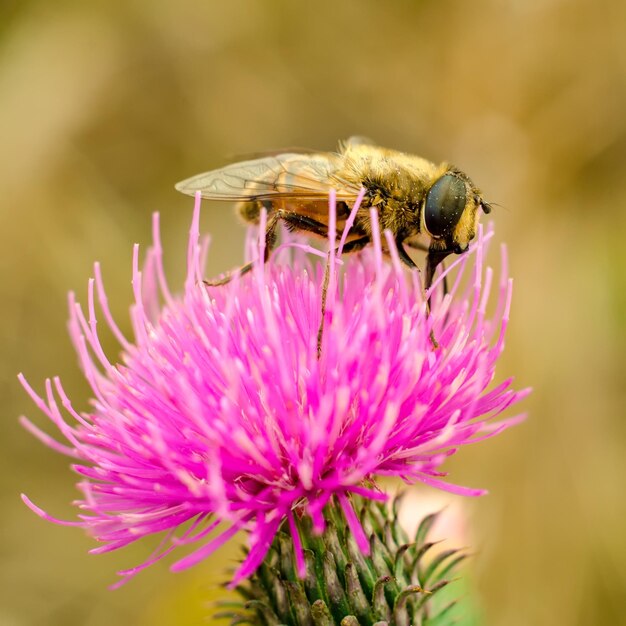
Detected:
left=175, top=137, right=491, bottom=291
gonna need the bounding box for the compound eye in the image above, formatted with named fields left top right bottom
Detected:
left=424, top=174, right=467, bottom=238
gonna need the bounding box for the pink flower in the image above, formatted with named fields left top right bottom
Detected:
left=20, top=191, right=527, bottom=586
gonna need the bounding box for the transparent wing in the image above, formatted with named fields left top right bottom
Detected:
left=175, top=153, right=360, bottom=202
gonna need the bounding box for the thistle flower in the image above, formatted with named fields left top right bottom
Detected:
left=20, top=191, right=527, bottom=588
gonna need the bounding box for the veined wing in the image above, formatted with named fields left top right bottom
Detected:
left=175, top=153, right=360, bottom=202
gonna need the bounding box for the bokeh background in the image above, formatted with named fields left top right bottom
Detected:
left=2, top=0, right=625, bottom=624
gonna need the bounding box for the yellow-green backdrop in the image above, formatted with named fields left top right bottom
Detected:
left=2, top=1, right=625, bottom=624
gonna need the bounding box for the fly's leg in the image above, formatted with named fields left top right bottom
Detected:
left=270, top=211, right=352, bottom=358
left=405, top=239, right=449, bottom=296
left=396, top=240, right=419, bottom=270
left=337, top=236, right=371, bottom=255
left=203, top=212, right=281, bottom=286
left=397, top=239, right=440, bottom=349
left=279, top=212, right=331, bottom=238
left=205, top=210, right=331, bottom=287
left=424, top=253, right=448, bottom=349
left=317, top=236, right=370, bottom=357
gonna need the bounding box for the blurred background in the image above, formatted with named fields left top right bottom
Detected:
left=2, top=0, right=625, bottom=624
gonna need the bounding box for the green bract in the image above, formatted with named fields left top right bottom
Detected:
left=222, top=497, right=466, bottom=626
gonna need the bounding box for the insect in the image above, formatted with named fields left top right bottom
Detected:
left=175, top=137, right=492, bottom=291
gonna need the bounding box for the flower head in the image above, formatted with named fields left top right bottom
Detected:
left=21, top=191, right=527, bottom=586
